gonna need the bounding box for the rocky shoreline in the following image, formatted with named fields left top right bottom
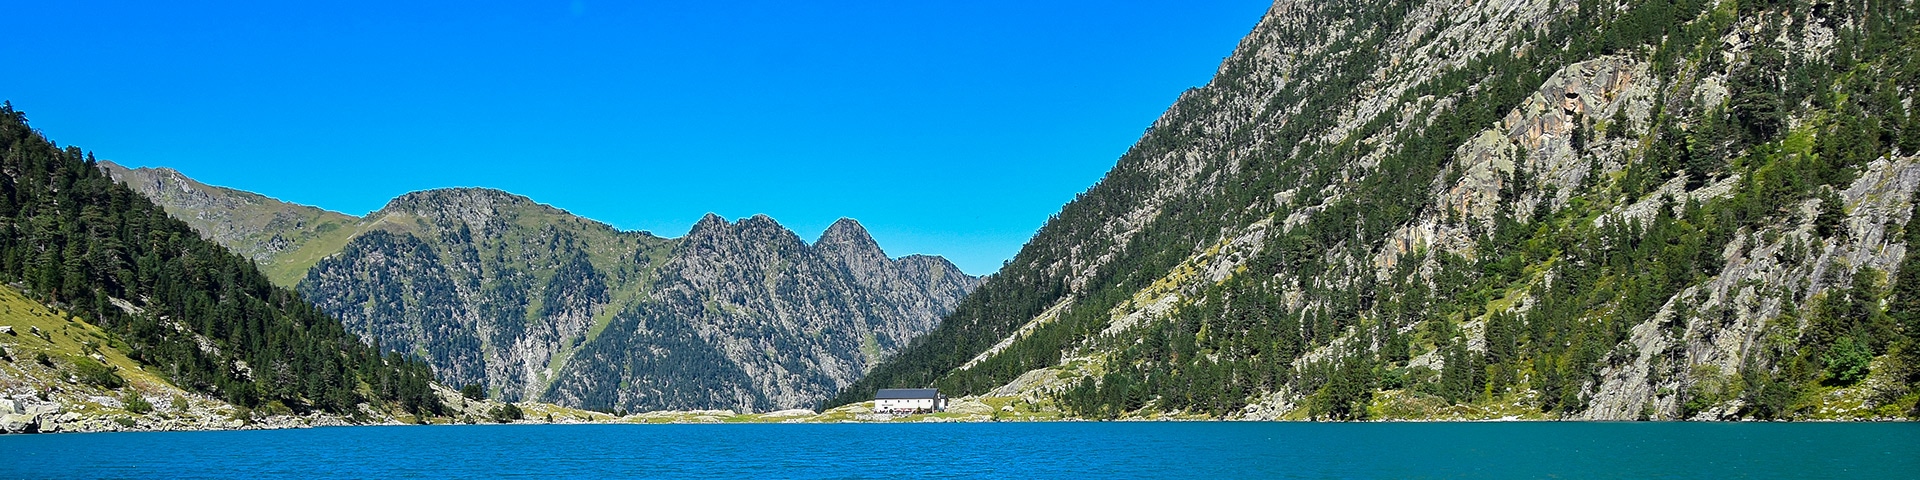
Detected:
left=8, top=390, right=1909, bottom=435
left=0, top=391, right=417, bottom=434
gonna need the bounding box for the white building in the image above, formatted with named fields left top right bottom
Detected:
left=873, top=388, right=945, bottom=413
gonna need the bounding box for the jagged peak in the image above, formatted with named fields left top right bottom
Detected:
left=681, top=213, right=808, bottom=249
left=816, top=217, right=883, bottom=256
left=736, top=214, right=804, bottom=241
left=738, top=213, right=782, bottom=229
left=822, top=217, right=868, bottom=238
left=687, top=212, right=732, bottom=237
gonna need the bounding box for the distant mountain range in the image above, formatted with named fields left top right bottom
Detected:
left=102, top=162, right=978, bottom=412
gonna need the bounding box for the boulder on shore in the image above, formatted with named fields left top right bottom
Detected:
left=1, top=413, right=41, bottom=434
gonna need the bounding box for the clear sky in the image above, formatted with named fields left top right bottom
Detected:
left=5, top=0, right=1269, bottom=275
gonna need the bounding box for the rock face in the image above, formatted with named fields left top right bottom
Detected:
left=545, top=215, right=978, bottom=411
left=100, top=171, right=981, bottom=412
left=841, top=0, right=1920, bottom=422
left=296, top=188, right=653, bottom=402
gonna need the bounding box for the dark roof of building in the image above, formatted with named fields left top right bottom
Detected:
left=874, top=388, right=940, bottom=400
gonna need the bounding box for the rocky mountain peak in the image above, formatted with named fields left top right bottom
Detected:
left=685, top=214, right=803, bottom=244
left=553, top=209, right=982, bottom=411
left=816, top=218, right=883, bottom=256
left=742, top=215, right=806, bottom=253
left=687, top=212, right=731, bottom=237
left=380, top=187, right=535, bottom=216
left=372, top=187, right=589, bottom=242
left=734, top=213, right=784, bottom=231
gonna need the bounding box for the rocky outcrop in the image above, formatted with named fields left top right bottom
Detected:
left=1581, top=157, right=1920, bottom=420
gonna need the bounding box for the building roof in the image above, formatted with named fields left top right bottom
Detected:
left=874, top=388, right=940, bottom=400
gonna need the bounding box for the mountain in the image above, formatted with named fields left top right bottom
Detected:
left=101, top=167, right=979, bottom=412
left=0, top=104, right=444, bottom=428
left=286, top=187, right=662, bottom=405
left=544, top=214, right=977, bottom=411
left=97, top=162, right=362, bottom=287
left=837, top=0, right=1920, bottom=422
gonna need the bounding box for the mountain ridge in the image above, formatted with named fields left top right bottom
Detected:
left=97, top=162, right=365, bottom=286
left=101, top=162, right=981, bottom=412
left=102, top=163, right=960, bottom=276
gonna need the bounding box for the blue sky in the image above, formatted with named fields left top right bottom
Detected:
left=6, top=1, right=1268, bottom=275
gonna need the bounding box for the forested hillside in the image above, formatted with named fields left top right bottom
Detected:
left=0, top=104, right=442, bottom=417
left=837, top=0, right=1920, bottom=421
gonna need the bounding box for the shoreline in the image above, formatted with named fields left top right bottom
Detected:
left=10, top=407, right=1910, bottom=436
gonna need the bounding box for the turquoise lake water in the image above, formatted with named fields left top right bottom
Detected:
left=1, top=422, right=1914, bottom=478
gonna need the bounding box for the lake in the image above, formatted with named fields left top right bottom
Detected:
left=2, top=422, right=1914, bottom=478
